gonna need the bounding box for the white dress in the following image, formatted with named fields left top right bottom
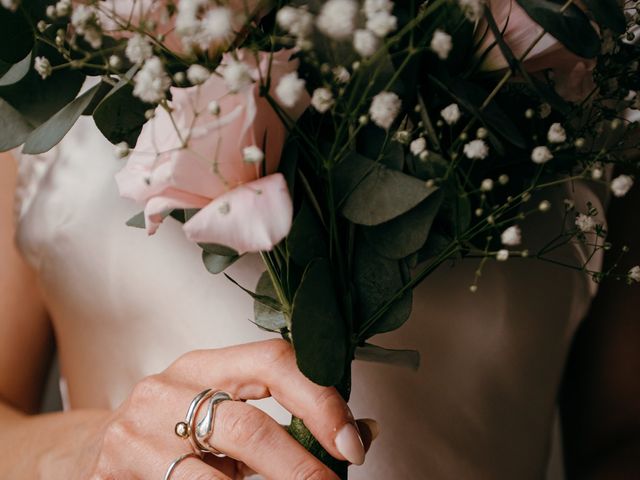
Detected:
left=14, top=116, right=608, bottom=479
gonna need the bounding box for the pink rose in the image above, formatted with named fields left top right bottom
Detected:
left=477, top=0, right=597, bottom=102
left=116, top=49, right=310, bottom=254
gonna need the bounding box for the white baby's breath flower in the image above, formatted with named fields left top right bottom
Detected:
left=276, top=6, right=299, bottom=30
left=441, top=103, right=461, bottom=125
left=186, top=64, right=210, bottom=85
left=430, top=30, right=453, bottom=60
left=243, top=145, right=264, bottom=164
left=71, top=4, right=102, bottom=48
left=114, top=142, right=130, bottom=158
left=276, top=72, right=306, bottom=108
left=539, top=200, right=551, bottom=212
left=133, top=57, right=171, bottom=104
left=628, top=265, right=640, bottom=283
left=223, top=60, right=253, bottom=93
left=575, top=213, right=596, bottom=232
left=1, top=0, right=18, bottom=11
left=317, top=0, right=358, bottom=40
left=277, top=6, right=313, bottom=38
left=394, top=130, right=410, bottom=144
left=480, top=178, right=494, bottom=192
left=458, top=0, right=484, bottom=21
left=353, top=29, right=379, bottom=57
left=591, top=164, right=604, bottom=180
left=311, top=87, right=334, bottom=113
left=34, top=56, right=52, bottom=79
left=611, top=174, right=634, bottom=197
left=125, top=34, right=153, bottom=65
left=531, top=146, right=553, bottom=164
left=207, top=100, right=220, bottom=115
left=547, top=123, right=567, bottom=144
left=200, top=7, right=234, bottom=44
left=333, top=66, right=351, bottom=84
left=369, top=91, right=401, bottom=130
left=463, top=139, right=489, bottom=160
left=108, top=55, right=123, bottom=70
left=363, top=0, right=393, bottom=16
left=496, top=249, right=509, bottom=261
left=410, top=137, right=427, bottom=156
left=366, top=11, right=397, bottom=37
left=55, top=0, right=71, bottom=17
left=501, top=225, right=522, bottom=246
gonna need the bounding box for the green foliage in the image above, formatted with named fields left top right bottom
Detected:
left=354, top=343, right=420, bottom=370
left=287, top=202, right=327, bottom=267
left=93, top=71, right=151, bottom=147
left=22, top=82, right=103, bottom=154
left=0, top=7, right=33, bottom=64
left=336, top=153, right=438, bottom=226
left=0, top=52, right=31, bottom=87
left=581, top=0, right=626, bottom=34
left=253, top=271, right=288, bottom=332
left=354, top=239, right=412, bottom=337
left=363, top=190, right=443, bottom=260
left=515, top=0, right=600, bottom=59
left=0, top=98, right=32, bottom=151
left=290, top=259, right=348, bottom=387
left=201, top=243, right=239, bottom=274
left=126, top=211, right=146, bottom=228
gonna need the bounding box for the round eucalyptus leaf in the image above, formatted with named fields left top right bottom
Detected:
left=0, top=52, right=32, bottom=87
left=0, top=98, right=32, bottom=151
left=0, top=7, right=33, bottom=63
left=291, top=259, right=347, bottom=387
left=202, top=250, right=239, bottom=275
left=253, top=271, right=288, bottom=332
left=287, top=202, right=327, bottom=266
left=22, top=82, right=103, bottom=154
left=515, top=0, right=601, bottom=59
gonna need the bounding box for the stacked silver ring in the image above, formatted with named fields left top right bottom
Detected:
left=174, top=388, right=233, bottom=457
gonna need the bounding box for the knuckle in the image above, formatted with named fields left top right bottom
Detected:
left=290, top=460, right=333, bottom=480
left=170, top=350, right=202, bottom=371
left=129, top=373, right=168, bottom=404
left=313, top=386, right=339, bottom=413
left=260, top=339, right=294, bottom=368
left=218, top=404, right=272, bottom=447
left=102, top=418, right=137, bottom=448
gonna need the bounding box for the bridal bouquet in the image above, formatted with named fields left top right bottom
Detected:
left=2, top=0, right=640, bottom=476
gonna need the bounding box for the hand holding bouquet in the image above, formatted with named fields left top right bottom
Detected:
left=2, top=0, right=640, bottom=477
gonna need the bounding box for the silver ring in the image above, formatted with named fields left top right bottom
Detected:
left=163, top=452, right=200, bottom=480
left=174, top=389, right=233, bottom=457
left=194, top=390, right=233, bottom=457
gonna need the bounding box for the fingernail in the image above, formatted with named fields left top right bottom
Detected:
left=335, top=423, right=365, bottom=465
left=360, top=418, right=380, bottom=441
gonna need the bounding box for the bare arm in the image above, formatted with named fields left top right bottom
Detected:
left=561, top=183, right=640, bottom=479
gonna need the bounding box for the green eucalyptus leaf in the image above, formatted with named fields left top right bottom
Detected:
left=225, top=274, right=283, bottom=311
left=355, top=239, right=412, bottom=337
left=0, top=7, right=33, bottom=64
left=287, top=202, right=327, bottom=266
left=126, top=211, right=146, bottom=228
left=253, top=271, right=288, bottom=331
left=93, top=69, right=151, bottom=146
left=203, top=251, right=239, bottom=274
left=22, top=82, right=102, bottom=154
left=200, top=243, right=238, bottom=257
left=515, top=0, right=600, bottom=58
left=0, top=52, right=32, bottom=87
left=582, top=0, right=625, bottom=34
left=363, top=190, right=443, bottom=260
left=340, top=154, right=438, bottom=226
left=354, top=343, right=420, bottom=370
left=0, top=98, right=32, bottom=151
left=291, top=258, right=347, bottom=387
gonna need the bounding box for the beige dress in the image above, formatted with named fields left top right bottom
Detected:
left=14, top=115, right=608, bottom=479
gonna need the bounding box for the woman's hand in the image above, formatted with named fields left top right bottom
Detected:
left=74, top=339, right=374, bottom=480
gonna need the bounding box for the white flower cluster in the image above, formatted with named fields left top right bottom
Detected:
left=458, top=0, right=484, bottom=22
left=176, top=0, right=235, bottom=51
left=464, top=139, right=489, bottom=160
left=0, top=0, right=18, bottom=12
left=34, top=56, right=52, bottom=80
left=441, top=103, right=461, bottom=125
left=547, top=123, right=566, bottom=144
left=317, top=0, right=359, bottom=40
left=431, top=30, right=453, bottom=60
left=71, top=4, right=102, bottom=49
left=531, top=146, right=553, bottom=164
left=222, top=60, right=253, bottom=93
left=369, top=91, right=401, bottom=129
left=311, top=87, right=335, bottom=113
left=611, top=174, right=633, bottom=197
left=133, top=57, right=172, bottom=104
left=125, top=34, right=153, bottom=65
left=575, top=213, right=596, bottom=233
left=501, top=225, right=521, bottom=246
left=276, top=72, right=306, bottom=108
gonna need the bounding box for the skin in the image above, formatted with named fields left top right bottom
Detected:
left=0, top=154, right=375, bottom=480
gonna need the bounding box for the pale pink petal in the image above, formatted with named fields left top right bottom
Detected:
left=144, top=189, right=210, bottom=235
left=183, top=174, right=293, bottom=254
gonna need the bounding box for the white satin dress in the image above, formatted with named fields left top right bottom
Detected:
left=14, top=115, right=608, bottom=479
